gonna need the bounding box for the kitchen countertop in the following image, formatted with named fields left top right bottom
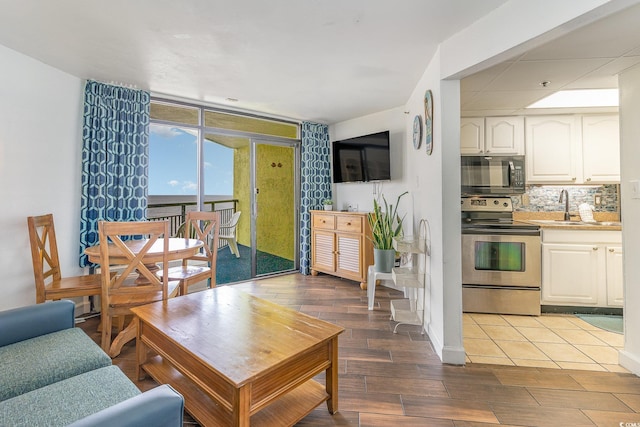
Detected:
left=514, top=211, right=622, bottom=231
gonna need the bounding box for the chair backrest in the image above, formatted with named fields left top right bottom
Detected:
left=221, top=211, right=241, bottom=237
left=183, top=211, right=220, bottom=265
left=97, top=220, right=170, bottom=303
left=27, top=214, right=61, bottom=302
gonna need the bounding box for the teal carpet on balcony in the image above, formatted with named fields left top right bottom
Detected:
left=216, top=244, right=295, bottom=284
left=575, top=314, right=623, bottom=334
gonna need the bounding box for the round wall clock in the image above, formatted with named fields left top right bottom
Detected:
left=412, top=114, right=422, bottom=150
left=424, top=90, right=433, bottom=155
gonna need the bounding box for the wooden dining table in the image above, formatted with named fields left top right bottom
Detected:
left=84, top=237, right=205, bottom=266
left=84, top=237, right=205, bottom=357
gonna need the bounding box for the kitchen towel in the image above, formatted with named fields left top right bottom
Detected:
left=578, top=203, right=595, bottom=222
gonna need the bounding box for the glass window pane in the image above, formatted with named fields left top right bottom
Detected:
left=203, top=135, right=235, bottom=198
left=150, top=102, right=199, bottom=126
left=149, top=123, right=198, bottom=196
left=204, top=110, right=298, bottom=139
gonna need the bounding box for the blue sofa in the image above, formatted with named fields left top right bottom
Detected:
left=0, top=300, right=184, bottom=426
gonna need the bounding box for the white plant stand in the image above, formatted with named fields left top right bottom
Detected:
left=390, top=219, right=430, bottom=334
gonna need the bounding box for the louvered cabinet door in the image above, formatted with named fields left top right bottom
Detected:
left=335, top=233, right=363, bottom=281
left=311, top=229, right=336, bottom=273
left=310, top=210, right=373, bottom=286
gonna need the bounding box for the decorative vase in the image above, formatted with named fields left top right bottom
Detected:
left=373, top=248, right=395, bottom=273
left=323, top=205, right=332, bottom=211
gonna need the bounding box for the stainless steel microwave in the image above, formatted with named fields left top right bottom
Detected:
left=461, top=155, right=525, bottom=195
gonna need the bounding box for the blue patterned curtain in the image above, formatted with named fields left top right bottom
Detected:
left=78, top=81, right=150, bottom=267
left=299, top=122, right=332, bottom=275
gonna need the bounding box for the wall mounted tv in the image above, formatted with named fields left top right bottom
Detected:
left=332, top=130, right=391, bottom=183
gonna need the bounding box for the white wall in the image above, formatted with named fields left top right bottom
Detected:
left=329, top=107, right=410, bottom=215
left=618, top=64, right=640, bottom=375
left=400, top=49, right=465, bottom=363
left=0, top=44, right=84, bottom=310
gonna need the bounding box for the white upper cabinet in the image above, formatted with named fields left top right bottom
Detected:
left=525, top=114, right=620, bottom=184
left=485, top=116, right=525, bottom=155
left=461, top=117, right=524, bottom=155
left=525, top=115, right=581, bottom=183
left=460, top=118, right=484, bottom=155
left=581, top=114, right=620, bottom=183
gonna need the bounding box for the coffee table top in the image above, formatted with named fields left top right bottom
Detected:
left=131, top=287, right=344, bottom=386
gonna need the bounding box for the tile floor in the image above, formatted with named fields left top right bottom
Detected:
left=463, top=312, right=628, bottom=373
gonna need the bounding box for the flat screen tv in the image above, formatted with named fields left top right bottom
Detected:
left=332, top=130, right=390, bottom=183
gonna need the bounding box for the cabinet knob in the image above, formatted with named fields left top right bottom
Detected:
left=347, top=222, right=351, bottom=225
left=593, top=247, right=598, bottom=251
left=586, top=177, right=592, bottom=182
left=572, top=177, right=577, bottom=181
left=485, top=150, right=490, bottom=153
left=609, top=248, right=615, bottom=252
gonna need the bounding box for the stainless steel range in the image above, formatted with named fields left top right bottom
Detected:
left=461, top=196, right=541, bottom=316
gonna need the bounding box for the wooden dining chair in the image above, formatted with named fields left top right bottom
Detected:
left=97, top=220, right=179, bottom=357
left=27, top=213, right=107, bottom=305
left=159, top=211, right=220, bottom=296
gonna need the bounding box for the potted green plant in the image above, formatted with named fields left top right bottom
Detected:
left=322, top=199, right=334, bottom=211
left=367, top=191, right=408, bottom=272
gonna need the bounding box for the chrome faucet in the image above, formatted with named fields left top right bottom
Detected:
left=559, top=189, right=570, bottom=220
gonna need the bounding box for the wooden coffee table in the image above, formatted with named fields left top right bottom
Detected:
left=131, top=287, right=344, bottom=427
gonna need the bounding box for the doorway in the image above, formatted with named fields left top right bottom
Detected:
left=203, top=134, right=299, bottom=283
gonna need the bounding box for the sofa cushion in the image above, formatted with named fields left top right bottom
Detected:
left=0, top=365, right=141, bottom=427
left=0, top=327, right=112, bottom=401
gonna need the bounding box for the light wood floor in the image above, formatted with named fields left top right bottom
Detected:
left=464, top=312, right=627, bottom=372
left=78, top=273, right=640, bottom=426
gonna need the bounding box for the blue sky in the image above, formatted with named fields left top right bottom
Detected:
left=149, top=124, right=233, bottom=196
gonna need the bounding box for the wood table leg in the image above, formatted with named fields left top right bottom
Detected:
left=134, top=317, right=146, bottom=381
left=232, top=384, right=251, bottom=427
left=326, top=336, right=339, bottom=414
left=109, top=317, right=137, bottom=358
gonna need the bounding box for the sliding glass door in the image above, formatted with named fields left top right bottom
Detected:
left=253, top=139, right=298, bottom=277
left=149, top=99, right=300, bottom=285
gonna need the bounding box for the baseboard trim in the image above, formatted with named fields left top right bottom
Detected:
left=619, top=350, right=640, bottom=376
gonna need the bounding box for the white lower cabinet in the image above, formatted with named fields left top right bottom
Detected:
left=606, top=246, right=624, bottom=307
left=541, top=229, right=622, bottom=307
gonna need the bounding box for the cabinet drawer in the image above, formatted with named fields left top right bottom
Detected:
left=313, top=214, right=335, bottom=230
left=336, top=215, right=362, bottom=233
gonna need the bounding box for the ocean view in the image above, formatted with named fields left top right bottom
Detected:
left=147, top=195, right=235, bottom=220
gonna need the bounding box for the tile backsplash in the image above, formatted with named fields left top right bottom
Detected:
left=513, top=184, right=619, bottom=213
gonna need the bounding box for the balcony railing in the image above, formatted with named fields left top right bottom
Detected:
left=147, top=199, right=238, bottom=247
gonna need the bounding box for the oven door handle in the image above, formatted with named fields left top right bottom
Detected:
left=462, top=228, right=540, bottom=236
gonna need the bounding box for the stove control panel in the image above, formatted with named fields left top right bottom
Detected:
left=461, top=197, right=513, bottom=212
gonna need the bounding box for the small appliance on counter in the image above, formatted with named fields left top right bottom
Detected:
left=461, top=196, right=541, bottom=316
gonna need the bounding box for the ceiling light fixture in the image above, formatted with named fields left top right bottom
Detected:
left=527, top=88, right=619, bottom=108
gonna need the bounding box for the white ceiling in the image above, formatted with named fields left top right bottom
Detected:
left=461, top=2, right=640, bottom=117
left=2, top=1, right=640, bottom=123
left=0, top=0, right=507, bottom=124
